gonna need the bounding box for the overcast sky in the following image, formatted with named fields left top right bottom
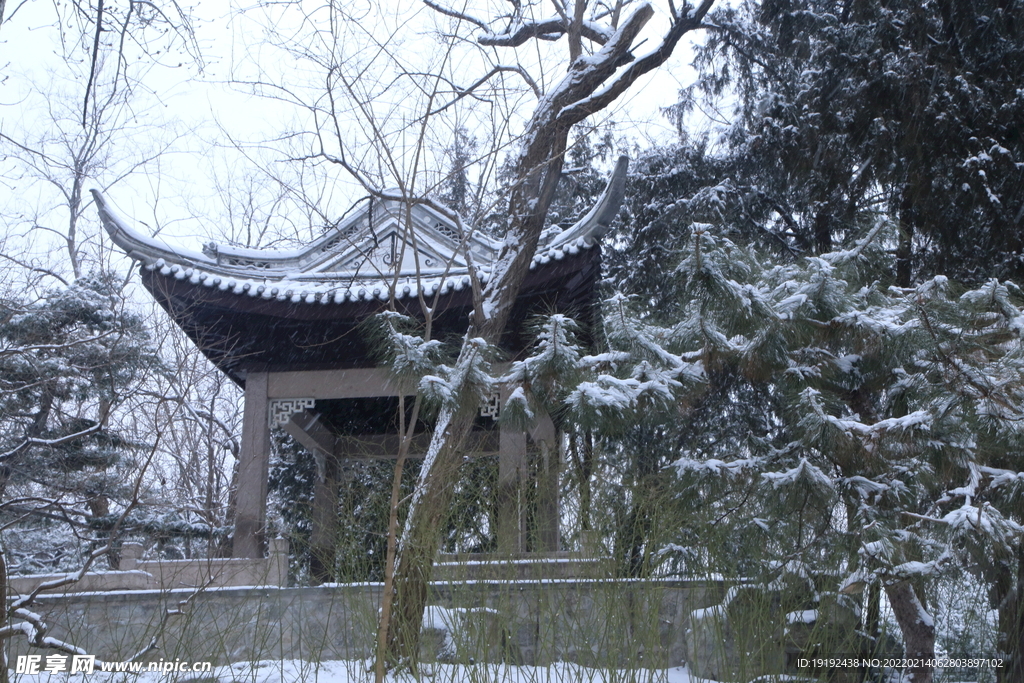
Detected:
left=1, top=0, right=701, bottom=279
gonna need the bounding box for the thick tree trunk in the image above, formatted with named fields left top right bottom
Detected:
left=885, top=581, right=935, bottom=683
left=384, top=402, right=479, bottom=666
left=896, top=212, right=914, bottom=288
left=0, top=548, right=7, bottom=683
left=381, top=1, right=716, bottom=667
left=813, top=207, right=832, bottom=255
left=997, top=545, right=1024, bottom=683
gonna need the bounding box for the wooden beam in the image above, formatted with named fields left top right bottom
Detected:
left=266, top=364, right=510, bottom=400
left=334, top=431, right=499, bottom=459
left=267, top=368, right=414, bottom=400
left=283, top=410, right=336, bottom=457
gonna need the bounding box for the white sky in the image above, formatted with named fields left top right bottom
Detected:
left=0, top=0, right=702, bottom=281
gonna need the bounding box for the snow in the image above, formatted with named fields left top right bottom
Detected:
left=891, top=561, right=936, bottom=578
left=981, top=466, right=1024, bottom=489
left=419, top=375, right=455, bottom=405
left=834, top=354, right=861, bottom=374
left=844, top=476, right=888, bottom=498
left=785, top=609, right=817, bottom=625
left=95, top=187, right=561, bottom=306
left=860, top=540, right=894, bottom=562
left=434, top=557, right=598, bottom=566
left=942, top=504, right=1024, bottom=549
left=503, top=387, right=535, bottom=423
left=9, top=659, right=707, bottom=683
left=761, top=458, right=835, bottom=493
left=674, top=457, right=756, bottom=478
left=564, top=361, right=686, bottom=419
left=689, top=604, right=723, bottom=620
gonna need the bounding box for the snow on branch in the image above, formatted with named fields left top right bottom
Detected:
left=425, top=0, right=617, bottom=48
left=557, top=0, right=716, bottom=124
left=761, top=458, right=835, bottom=493
left=478, top=16, right=612, bottom=47
left=980, top=465, right=1024, bottom=490
left=422, top=0, right=491, bottom=32
left=0, top=614, right=98, bottom=661
left=675, top=456, right=759, bottom=478
left=942, top=503, right=1023, bottom=549
left=0, top=423, right=103, bottom=462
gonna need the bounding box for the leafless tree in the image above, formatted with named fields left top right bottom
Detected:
left=141, top=318, right=242, bottom=558
left=234, top=0, right=717, bottom=668
left=0, top=0, right=226, bottom=666
left=216, top=0, right=720, bottom=668
left=379, top=0, right=717, bottom=667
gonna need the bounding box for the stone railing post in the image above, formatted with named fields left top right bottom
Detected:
left=120, top=542, right=144, bottom=571
left=267, top=537, right=289, bottom=587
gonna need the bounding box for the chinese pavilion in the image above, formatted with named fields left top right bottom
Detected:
left=93, top=157, right=627, bottom=577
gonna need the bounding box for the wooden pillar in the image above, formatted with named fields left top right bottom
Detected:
left=497, top=389, right=527, bottom=554
left=309, top=453, right=340, bottom=583
left=233, top=371, right=270, bottom=559
left=531, top=412, right=560, bottom=552
left=281, top=409, right=340, bottom=580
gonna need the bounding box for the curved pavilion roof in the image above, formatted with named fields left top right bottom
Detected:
left=95, top=157, right=627, bottom=384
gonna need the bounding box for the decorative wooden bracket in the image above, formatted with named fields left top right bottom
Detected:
left=479, top=390, right=501, bottom=418
left=268, top=398, right=316, bottom=427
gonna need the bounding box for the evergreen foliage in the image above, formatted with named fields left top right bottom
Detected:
left=599, top=212, right=1024, bottom=677
left=590, top=2, right=1024, bottom=672
left=0, top=274, right=163, bottom=570
left=686, top=0, right=1024, bottom=281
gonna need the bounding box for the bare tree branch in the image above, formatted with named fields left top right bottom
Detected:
left=423, top=0, right=491, bottom=32
left=82, top=0, right=104, bottom=128
left=557, top=0, right=717, bottom=123
left=429, top=65, right=541, bottom=116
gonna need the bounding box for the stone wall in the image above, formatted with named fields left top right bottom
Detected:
left=8, top=540, right=289, bottom=597
left=6, top=579, right=726, bottom=668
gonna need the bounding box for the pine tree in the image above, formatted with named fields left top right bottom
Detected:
left=0, top=274, right=162, bottom=570
left=688, top=0, right=1024, bottom=282
left=605, top=212, right=1024, bottom=681
left=439, top=127, right=478, bottom=220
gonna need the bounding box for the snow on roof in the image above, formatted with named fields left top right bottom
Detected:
left=93, top=157, right=627, bottom=304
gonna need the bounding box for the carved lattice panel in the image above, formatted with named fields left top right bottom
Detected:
left=268, top=398, right=316, bottom=427
left=479, top=391, right=500, bottom=419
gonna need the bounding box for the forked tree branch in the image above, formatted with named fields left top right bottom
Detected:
left=557, top=0, right=716, bottom=123
left=429, top=65, right=541, bottom=116
left=479, top=15, right=612, bottom=46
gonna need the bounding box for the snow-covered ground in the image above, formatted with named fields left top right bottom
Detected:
left=9, top=658, right=991, bottom=682
left=10, top=660, right=710, bottom=683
